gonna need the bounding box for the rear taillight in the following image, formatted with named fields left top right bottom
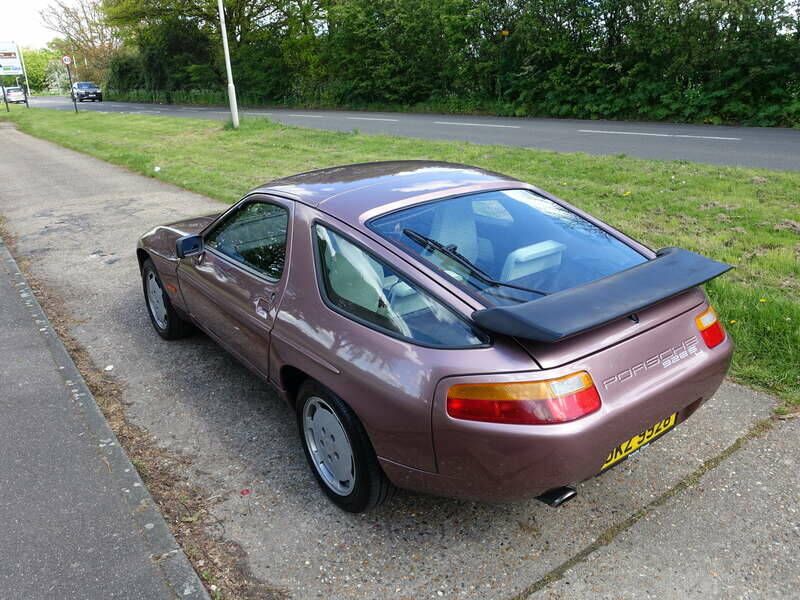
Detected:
left=446, top=371, right=601, bottom=425
left=695, top=306, right=725, bottom=348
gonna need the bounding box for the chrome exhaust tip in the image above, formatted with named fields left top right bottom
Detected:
left=536, top=486, right=577, bottom=507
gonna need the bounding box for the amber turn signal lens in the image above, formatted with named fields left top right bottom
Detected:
left=695, top=307, right=725, bottom=348
left=446, top=371, right=601, bottom=425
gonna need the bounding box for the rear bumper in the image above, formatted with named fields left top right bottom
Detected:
left=385, top=325, right=733, bottom=503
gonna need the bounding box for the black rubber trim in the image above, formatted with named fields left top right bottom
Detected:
left=471, top=247, right=732, bottom=343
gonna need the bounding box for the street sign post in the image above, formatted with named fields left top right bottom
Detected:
left=62, top=55, right=78, bottom=113
left=17, top=45, right=30, bottom=108
left=1, top=41, right=23, bottom=112
left=0, top=41, right=24, bottom=77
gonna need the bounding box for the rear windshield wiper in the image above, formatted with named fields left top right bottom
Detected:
left=402, top=228, right=549, bottom=296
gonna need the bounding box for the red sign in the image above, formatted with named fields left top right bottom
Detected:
left=61, top=55, right=72, bottom=65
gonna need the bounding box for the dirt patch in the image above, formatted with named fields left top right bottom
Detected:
left=0, top=220, right=285, bottom=600
left=774, top=219, right=800, bottom=234
left=699, top=201, right=739, bottom=211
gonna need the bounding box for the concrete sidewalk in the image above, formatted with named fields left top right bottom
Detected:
left=0, top=239, right=207, bottom=599
left=532, top=416, right=800, bottom=599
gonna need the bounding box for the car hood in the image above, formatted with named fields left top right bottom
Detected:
left=166, top=214, right=220, bottom=234
left=138, top=213, right=220, bottom=260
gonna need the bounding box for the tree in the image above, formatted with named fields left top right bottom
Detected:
left=41, top=0, right=121, bottom=82
left=20, top=49, right=59, bottom=91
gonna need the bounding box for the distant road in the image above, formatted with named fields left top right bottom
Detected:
left=30, top=96, right=800, bottom=170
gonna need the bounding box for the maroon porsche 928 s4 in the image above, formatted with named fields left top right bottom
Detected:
left=137, top=161, right=733, bottom=512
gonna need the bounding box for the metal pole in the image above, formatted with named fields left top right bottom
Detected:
left=66, top=63, right=78, bottom=113
left=16, top=43, right=31, bottom=108
left=216, top=0, right=239, bottom=129
left=1, top=85, right=9, bottom=112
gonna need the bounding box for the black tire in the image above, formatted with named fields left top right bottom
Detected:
left=141, top=258, right=194, bottom=340
left=297, top=380, right=395, bottom=513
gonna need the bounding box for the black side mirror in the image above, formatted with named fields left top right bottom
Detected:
left=176, top=234, right=204, bottom=258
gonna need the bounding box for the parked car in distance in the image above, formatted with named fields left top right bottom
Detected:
left=71, top=81, right=102, bottom=102
left=137, top=161, right=733, bottom=513
left=3, top=86, right=25, bottom=103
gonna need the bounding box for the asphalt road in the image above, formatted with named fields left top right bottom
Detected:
left=30, top=95, right=800, bottom=171
left=2, top=126, right=798, bottom=599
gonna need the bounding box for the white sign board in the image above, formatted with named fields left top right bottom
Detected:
left=0, top=42, right=23, bottom=76
left=62, top=55, right=72, bottom=66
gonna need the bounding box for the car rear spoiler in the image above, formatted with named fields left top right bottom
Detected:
left=471, top=247, right=732, bottom=343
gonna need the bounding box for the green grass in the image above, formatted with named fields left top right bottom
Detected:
left=2, top=106, right=799, bottom=408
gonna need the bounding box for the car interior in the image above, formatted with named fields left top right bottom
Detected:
left=370, top=190, right=646, bottom=306
left=316, top=226, right=483, bottom=347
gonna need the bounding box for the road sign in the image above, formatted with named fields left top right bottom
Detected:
left=62, top=57, right=78, bottom=113
left=0, top=41, right=24, bottom=76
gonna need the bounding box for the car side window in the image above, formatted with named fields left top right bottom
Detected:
left=205, top=201, right=289, bottom=279
left=314, top=225, right=488, bottom=348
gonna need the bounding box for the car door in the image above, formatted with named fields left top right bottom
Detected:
left=177, top=195, right=292, bottom=379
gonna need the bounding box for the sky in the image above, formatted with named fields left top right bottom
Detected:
left=0, top=0, right=59, bottom=49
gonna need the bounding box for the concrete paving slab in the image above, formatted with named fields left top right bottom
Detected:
left=0, top=126, right=786, bottom=599
left=531, top=418, right=800, bottom=599
left=0, top=240, right=207, bottom=599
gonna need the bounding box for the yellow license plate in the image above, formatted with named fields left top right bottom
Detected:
left=601, top=413, right=678, bottom=471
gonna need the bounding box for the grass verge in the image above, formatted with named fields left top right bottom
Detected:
left=2, top=106, right=798, bottom=408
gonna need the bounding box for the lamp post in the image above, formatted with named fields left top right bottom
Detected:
left=216, top=0, right=239, bottom=129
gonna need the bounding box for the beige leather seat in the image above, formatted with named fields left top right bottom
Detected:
left=501, top=240, right=566, bottom=282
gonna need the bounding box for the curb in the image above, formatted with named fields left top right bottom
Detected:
left=0, top=238, right=210, bottom=600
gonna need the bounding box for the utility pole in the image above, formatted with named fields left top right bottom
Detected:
left=216, top=0, right=239, bottom=129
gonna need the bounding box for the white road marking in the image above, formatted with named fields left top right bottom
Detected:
left=434, top=121, right=521, bottom=129
left=578, top=129, right=741, bottom=141
left=346, top=116, right=399, bottom=122
left=287, top=114, right=325, bottom=118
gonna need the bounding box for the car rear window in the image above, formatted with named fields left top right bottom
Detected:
left=369, top=189, right=646, bottom=306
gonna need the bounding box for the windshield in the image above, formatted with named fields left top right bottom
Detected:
left=77, top=82, right=97, bottom=89
left=6, top=87, right=21, bottom=92
left=369, top=189, right=647, bottom=306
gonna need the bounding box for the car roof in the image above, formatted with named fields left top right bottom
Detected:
left=252, top=160, right=524, bottom=224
